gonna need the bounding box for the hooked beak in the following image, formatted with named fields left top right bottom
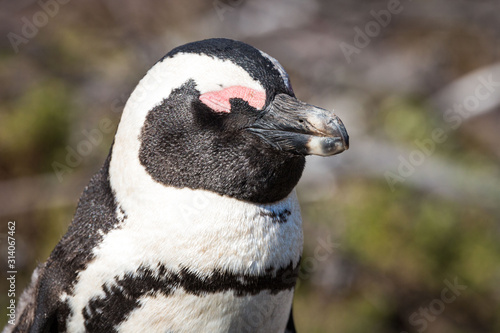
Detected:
left=248, top=94, right=349, bottom=156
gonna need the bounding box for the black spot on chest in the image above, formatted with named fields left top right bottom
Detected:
left=259, top=208, right=292, bottom=224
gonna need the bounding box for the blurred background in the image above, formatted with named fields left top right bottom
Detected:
left=1, top=0, right=500, bottom=332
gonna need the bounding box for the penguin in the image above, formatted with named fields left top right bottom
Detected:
left=5, top=38, right=348, bottom=333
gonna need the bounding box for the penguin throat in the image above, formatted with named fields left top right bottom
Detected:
left=139, top=133, right=305, bottom=203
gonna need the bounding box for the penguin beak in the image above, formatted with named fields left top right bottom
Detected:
left=248, top=94, right=349, bottom=156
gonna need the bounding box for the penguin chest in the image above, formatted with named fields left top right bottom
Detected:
left=116, top=288, right=294, bottom=332
left=65, top=189, right=303, bottom=332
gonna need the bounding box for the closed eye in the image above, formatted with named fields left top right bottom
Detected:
left=199, top=86, right=266, bottom=113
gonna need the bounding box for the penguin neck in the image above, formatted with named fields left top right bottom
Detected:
left=110, top=124, right=305, bottom=205
left=138, top=137, right=306, bottom=204
left=109, top=139, right=304, bottom=209
left=109, top=143, right=304, bottom=273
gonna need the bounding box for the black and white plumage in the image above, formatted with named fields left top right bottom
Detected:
left=5, top=38, right=348, bottom=333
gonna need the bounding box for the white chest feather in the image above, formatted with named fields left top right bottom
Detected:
left=65, top=187, right=303, bottom=332
left=117, top=289, right=294, bottom=333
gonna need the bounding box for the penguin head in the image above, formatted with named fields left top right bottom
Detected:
left=111, top=38, right=348, bottom=204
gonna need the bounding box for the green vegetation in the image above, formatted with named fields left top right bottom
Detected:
left=297, top=178, right=500, bottom=332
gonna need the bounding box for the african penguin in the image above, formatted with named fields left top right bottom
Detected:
left=5, top=38, right=349, bottom=333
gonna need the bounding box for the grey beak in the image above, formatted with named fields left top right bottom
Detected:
left=248, top=94, right=349, bottom=156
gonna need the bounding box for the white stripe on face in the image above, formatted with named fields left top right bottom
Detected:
left=259, top=50, right=293, bottom=93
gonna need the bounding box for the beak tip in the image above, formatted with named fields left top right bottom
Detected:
left=343, top=131, right=350, bottom=150
left=307, top=136, right=348, bottom=156
left=335, top=116, right=349, bottom=151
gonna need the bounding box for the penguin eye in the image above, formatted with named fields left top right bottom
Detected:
left=199, top=86, right=266, bottom=113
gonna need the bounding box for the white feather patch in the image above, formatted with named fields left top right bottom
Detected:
left=117, top=289, right=293, bottom=333
left=259, top=50, right=293, bottom=92
left=65, top=187, right=302, bottom=332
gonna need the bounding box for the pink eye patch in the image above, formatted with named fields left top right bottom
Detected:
left=199, top=86, right=266, bottom=113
